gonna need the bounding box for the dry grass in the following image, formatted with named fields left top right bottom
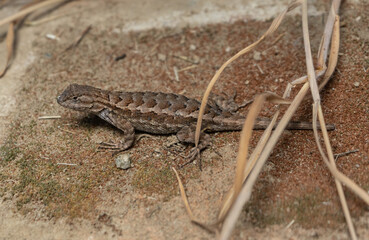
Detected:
left=0, top=0, right=69, bottom=78
left=175, top=0, right=369, bottom=239
left=0, top=0, right=368, bottom=239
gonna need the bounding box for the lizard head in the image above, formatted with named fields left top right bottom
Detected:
left=57, top=84, right=102, bottom=112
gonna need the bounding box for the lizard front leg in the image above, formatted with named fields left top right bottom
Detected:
left=97, top=109, right=135, bottom=152
left=176, top=126, right=211, bottom=170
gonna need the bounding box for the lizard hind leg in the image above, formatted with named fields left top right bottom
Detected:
left=176, top=126, right=211, bottom=170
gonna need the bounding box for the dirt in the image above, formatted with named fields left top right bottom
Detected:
left=0, top=0, right=368, bottom=239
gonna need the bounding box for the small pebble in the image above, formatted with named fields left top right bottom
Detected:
left=158, top=53, right=166, bottom=61
left=189, top=44, right=196, bottom=50
left=309, top=231, right=319, bottom=238
left=353, top=82, right=360, bottom=87
left=46, top=34, right=59, bottom=40
left=253, top=51, right=261, bottom=61
left=112, top=28, right=121, bottom=34
left=225, top=46, right=231, bottom=52
left=115, top=154, right=131, bottom=170
left=152, top=148, right=162, bottom=158
left=355, top=164, right=360, bottom=168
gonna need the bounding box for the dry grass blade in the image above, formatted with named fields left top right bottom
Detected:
left=25, top=11, right=72, bottom=26
left=169, top=0, right=367, bottom=238
left=194, top=0, right=303, bottom=147
left=312, top=104, right=358, bottom=240
left=0, top=0, right=70, bottom=78
left=172, top=167, right=194, bottom=220
left=217, top=94, right=286, bottom=222
left=301, top=0, right=320, bottom=102
left=319, top=15, right=340, bottom=90
left=217, top=119, right=277, bottom=221
left=219, top=0, right=364, bottom=238
left=232, top=93, right=290, bottom=200
left=218, top=84, right=293, bottom=221
left=172, top=167, right=216, bottom=233
left=316, top=2, right=340, bottom=71
left=0, top=0, right=66, bottom=27
left=314, top=107, right=369, bottom=205
left=0, top=0, right=9, bottom=9
left=319, top=1, right=341, bottom=66
left=217, top=119, right=274, bottom=220
left=302, top=0, right=358, bottom=239
left=65, top=25, right=92, bottom=51
left=219, top=81, right=311, bottom=240
left=0, top=22, right=14, bottom=77
left=317, top=35, right=326, bottom=70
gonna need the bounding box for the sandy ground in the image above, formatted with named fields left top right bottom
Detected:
left=0, top=0, right=368, bottom=239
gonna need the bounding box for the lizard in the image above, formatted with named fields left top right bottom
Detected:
left=57, top=84, right=335, bottom=168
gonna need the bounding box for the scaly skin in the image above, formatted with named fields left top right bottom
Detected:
left=57, top=84, right=335, bottom=168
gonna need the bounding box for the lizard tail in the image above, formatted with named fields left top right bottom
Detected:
left=211, top=114, right=335, bottom=131
left=254, top=118, right=335, bottom=131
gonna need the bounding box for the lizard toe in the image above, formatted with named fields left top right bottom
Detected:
left=98, top=141, right=125, bottom=151
left=180, top=147, right=201, bottom=169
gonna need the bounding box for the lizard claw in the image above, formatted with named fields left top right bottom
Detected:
left=98, top=142, right=126, bottom=155
left=99, top=141, right=120, bottom=149
left=180, top=147, right=202, bottom=170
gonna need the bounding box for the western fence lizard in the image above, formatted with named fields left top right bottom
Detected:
left=57, top=84, right=334, bottom=167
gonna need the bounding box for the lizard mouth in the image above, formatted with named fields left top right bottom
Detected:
left=56, top=94, right=66, bottom=106
left=56, top=95, right=63, bottom=105
left=56, top=92, right=71, bottom=107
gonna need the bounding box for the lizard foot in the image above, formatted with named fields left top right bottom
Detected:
left=180, top=147, right=202, bottom=170
left=98, top=141, right=127, bottom=155
left=180, top=145, right=222, bottom=170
